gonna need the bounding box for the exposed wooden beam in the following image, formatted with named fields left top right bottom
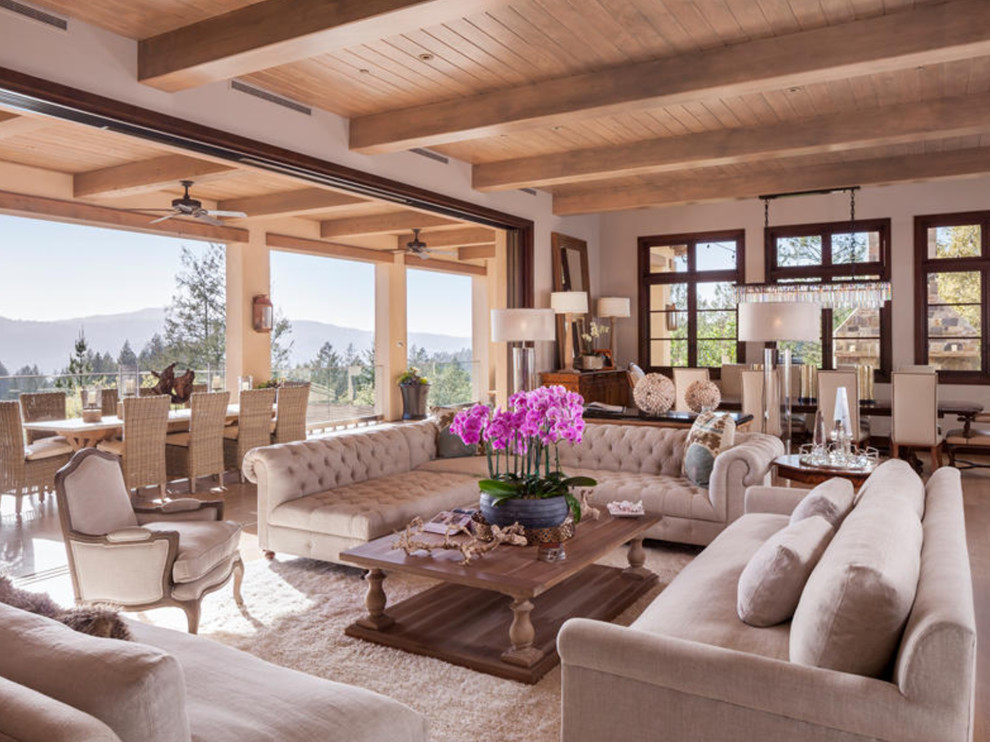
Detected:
left=475, top=95, right=990, bottom=191
left=74, top=155, right=234, bottom=198
left=266, top=232, right=395, bottom=264
left=320, top=209, right=458, bottom=238
left=0, top=188, right=248, bottom=242
left=351, top=0, right=990, bottom=154
left=458, top=244, right=496, bottom=260
left=218, top=188, right=365, bottom=219
left=139, top=0, right=495, bottom=92
left=401, top=227, right=496, bottom=248
left=405, top=255, right=487, bottom=277
left=552, top=148, right=990, bottom=215
left=0, top=112, right=52, bottom=140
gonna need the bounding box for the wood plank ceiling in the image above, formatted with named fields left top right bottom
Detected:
left=26, top=0, right=990, bottom=214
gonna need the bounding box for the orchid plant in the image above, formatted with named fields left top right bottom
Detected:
left=450, top=386, right=596, bottom=522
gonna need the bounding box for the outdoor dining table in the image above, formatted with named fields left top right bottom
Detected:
left=21, top=404, right=245, bottom=450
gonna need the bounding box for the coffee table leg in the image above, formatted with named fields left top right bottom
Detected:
left=623, top=537, right=654, bottom=580
left=500, top=598, right=543, bottom=668
left=357, top=569, right=394, bottom=631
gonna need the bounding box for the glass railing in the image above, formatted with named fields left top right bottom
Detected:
left=273, top=364, right=384, bottom=430
left=409, top=360, right=481, bottom=407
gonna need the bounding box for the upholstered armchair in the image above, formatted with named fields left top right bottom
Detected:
left=54, top=449, right=244, bottom=633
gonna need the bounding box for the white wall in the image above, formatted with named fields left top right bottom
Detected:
left=0, top=10, right=601, bottom=374
left=599, top=174, right=990, bottom=409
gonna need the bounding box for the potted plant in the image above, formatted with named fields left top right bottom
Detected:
left=398, top=366, right=430, bottom=420
left=450, top=386, right=596, bottom=529
left=577, top=319, right=610, bottom=370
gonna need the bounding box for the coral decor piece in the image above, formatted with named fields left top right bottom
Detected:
left=633, top=373, right=676, bottom=415
left=684, top=379, right=722, bottom=413
left=391, top=516, right=527, bottom=566
left=149, top=362, right=197, bottom=404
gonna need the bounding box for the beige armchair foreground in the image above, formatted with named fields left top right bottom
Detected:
left=54, top=449, right=244, bottom=633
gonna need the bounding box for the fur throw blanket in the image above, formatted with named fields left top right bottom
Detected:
left=0, top=574, right=131, bottom=640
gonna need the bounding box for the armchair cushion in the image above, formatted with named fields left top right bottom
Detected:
left=60, top=453, right=137, bottom=536
left=24, top=437, right=74, bottom=460
left=142, top=520, right=241, bottom=584
left=95, top=439, right=124, bottom=456
left=789, top=477, right=855, bottom=529
left=165, top=432, right=190, bottom=447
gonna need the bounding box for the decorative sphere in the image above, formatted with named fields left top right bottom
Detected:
left=684, top=379, right=721, bottom=413
left=633, top=373, right=676, bottom=415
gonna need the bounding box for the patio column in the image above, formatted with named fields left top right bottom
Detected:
left=226, top=230, right=271, bottom=389
left=375, top=255, right=407, bottom=421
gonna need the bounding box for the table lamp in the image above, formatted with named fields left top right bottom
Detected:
left=738, top=302, right=820, bottom=449
left=491, top=308, right=556, bottom=393
left=551, top=291, right=588, bottom=373
left=597, top=297, right=631, bottom=364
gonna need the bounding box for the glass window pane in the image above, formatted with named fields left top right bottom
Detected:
left=651, top=339, right=688, bottom=367
left=927, top=271, right=981, bottom=305
left=647, top=245, right=688, bottom=274
left=928, top=340, right=981, bottom=371
left=832, top=231, right=880, bottom=263
left=649, top=282, right=688, bottom=311
left=781, top=339, right=822, bottom=368
left=777, top=235, right=822, bottom=267
left=695, top=241, right=737, bottom=271
left=649, top=311, right=688, bottom=339
left=833, top=307, right=880, bottom=337
left=697, top=339, right=737, bottom=367
left=833, top=339, right=880, bottom=369
left=927, top=225, right=981, bottom=259
left=697, top=310, right=736, bottom=339
left=696, top=281, right=736, bottom=310
left=928, top=305, right=982, bottom=337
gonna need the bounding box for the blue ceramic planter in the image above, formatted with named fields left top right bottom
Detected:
left=479, top=493, right=569, bottom=529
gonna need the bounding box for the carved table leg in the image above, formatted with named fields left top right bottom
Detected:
left=500, top=597, right=543, bottom=667
left=357, top=569, right=394, bottom=631
left=623, top=537, right=654, bottom=580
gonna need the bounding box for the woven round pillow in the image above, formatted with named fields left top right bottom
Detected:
left=633, top=373, right=676, bottom=415
left=685, top=379, right=721, bottom=412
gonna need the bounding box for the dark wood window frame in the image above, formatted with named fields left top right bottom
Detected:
left=765, top=218, right=892, bottom=381
left=914, top=210, right=990, bottom=384
left=637, top=229, right=746, bottom=374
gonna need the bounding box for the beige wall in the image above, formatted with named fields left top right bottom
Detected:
left=598, top=173, right=990, bottom=413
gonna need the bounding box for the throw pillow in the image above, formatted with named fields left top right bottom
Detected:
left=682, top=411, right=736, bottom=487
left=737, top=516, right=834, bottom=627
left=0, top=574, right=131, bottom=640
left=789, top=477, right=856, bottom=529
left=430, top=405, right=480, bottom=459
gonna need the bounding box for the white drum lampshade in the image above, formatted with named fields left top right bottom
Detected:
left=491, top=308, right=555, bottom=342
left=597, top=297, right=630, bottom=318
left=550, top=291, right=587, bottom=373
left=738, top=302, right=820, bottom=342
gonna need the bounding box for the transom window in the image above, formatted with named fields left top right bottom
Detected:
left=915, top=211, right=990, bottom=382
left=766, top=219, right=891, bottom=376
left=638, top=230, right=744, bottom=370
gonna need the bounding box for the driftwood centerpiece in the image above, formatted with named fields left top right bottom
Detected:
left=149, top=363, right=197, bottom=404
left=391, top=516, right=527, bottom=566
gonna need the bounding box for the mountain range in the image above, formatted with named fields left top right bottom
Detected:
left=0, top=308, right=470, bottom=373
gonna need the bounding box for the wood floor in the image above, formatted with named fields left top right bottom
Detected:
left=3, top=463, right=990, bottom=738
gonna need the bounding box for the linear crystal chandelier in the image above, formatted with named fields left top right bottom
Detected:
left=734, top=187, right=893, bottom=310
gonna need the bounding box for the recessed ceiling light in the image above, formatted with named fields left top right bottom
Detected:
left=418, top=53, right=434, bottom=62
left=788, top=86, right=802, bottom=93
left=358, top=68, right=370, bottom=74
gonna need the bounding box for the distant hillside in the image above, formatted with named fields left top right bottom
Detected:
left=0, top=309, right=470, bottom=373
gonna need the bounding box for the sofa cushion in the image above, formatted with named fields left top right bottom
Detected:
left=127, top=619, right=428, bottom=742
left=682, top=411, right=735, bottom=486
left=0, top=675, right=122, bottom=742
left=790, top=493, right=924, bottom=677
left=737, top=515, right=834, bottom=627
left=0, top=602, right=190, bottom=742
left=854, top=458, right=925, bottom=518
left=632, top=513, right=791, bottom=659
left=142, top=520, right=241, bottom=584
left=789, top=477, right=855, bottom=528
left=575, top=468, right=719, bottom=522
left=559, top=423, right=689, bottom=477
left=269, top=470, right=481, bottom=541
left=416, top=455, right=488, bottom=478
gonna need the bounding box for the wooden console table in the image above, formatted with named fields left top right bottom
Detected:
left=541, top=369, right=630, bottom=406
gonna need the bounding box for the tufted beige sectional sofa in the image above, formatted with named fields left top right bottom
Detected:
left=243, top=420, right=783, bottom=564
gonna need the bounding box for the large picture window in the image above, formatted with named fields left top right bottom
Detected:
left=915, top=211, right=990, bottom=382
left=766, top=219, right=891, bottom=377
left=638, top=230, right=744, bottom=371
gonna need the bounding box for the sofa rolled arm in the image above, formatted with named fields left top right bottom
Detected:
left=744, top=485, right=807, bottom=515
left=708, top=432, right=784, bottom=523
left=557, top=618, right=940, bottom=742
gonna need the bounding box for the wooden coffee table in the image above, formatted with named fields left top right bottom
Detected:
left=339, top=514, right=660, bottom=684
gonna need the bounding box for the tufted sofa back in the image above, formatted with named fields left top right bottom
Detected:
left=558, top=423, right=690, bottom=476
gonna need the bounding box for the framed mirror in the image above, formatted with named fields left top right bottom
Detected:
left=551, top=233, right=591, bottom=369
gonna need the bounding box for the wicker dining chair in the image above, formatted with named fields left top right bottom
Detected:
left=185, top=383, right=208, bottom=408
left=272, top=383, right=310, bottom=444
left=0, top=401, right=73, bottom=517
left=224, top=388, right=276, bottom=480
left=100, top=387, right=118, bottom=416
left=97, top=395, right=171, bottom=497
left=166, top=391, right=230, bottom=493
left=20, top=391, right=67, bottom=444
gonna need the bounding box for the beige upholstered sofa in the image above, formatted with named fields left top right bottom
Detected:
left=0, top=601, right=428, bottom=742
left=243, top=420, right=783, bottom=563
left=558, top=462, right=976, bottom=742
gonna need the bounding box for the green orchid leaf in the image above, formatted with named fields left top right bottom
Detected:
left=561, top=476, right=598, bottom=488
left=565, top=492, right=582, bottom=525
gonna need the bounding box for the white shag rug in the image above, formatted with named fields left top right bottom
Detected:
left=154, top=542, right=699, bottom=742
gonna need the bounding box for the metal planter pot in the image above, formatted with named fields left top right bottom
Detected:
left=479, top=493, right=569, bottom=529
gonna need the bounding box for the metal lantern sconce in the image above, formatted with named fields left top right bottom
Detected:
left=252, top=295, right=274, bottom=333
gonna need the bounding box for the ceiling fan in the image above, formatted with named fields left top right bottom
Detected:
left=128, top=180, right=246, bottom=226
left=392, top=228, right=457, bottom=259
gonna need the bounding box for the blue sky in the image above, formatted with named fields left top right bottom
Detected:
left=0, top=214, right=472, bottom=336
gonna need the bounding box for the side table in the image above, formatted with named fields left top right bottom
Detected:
left=773, top=454, right=875, bottom=490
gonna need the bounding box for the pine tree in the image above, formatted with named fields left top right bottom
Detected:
left=0, top=360, right=9, bottom=400
left=270, top=310, right=294, bottom=373
left=56, top=331, right=94, bottom=391
left=311, top=342, right=345, bottom=401
left=139, top=333, right=169, bottom=372
left=164, top=243, right=226, bottom=371
left=118, top=340, right=138, bottom=366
